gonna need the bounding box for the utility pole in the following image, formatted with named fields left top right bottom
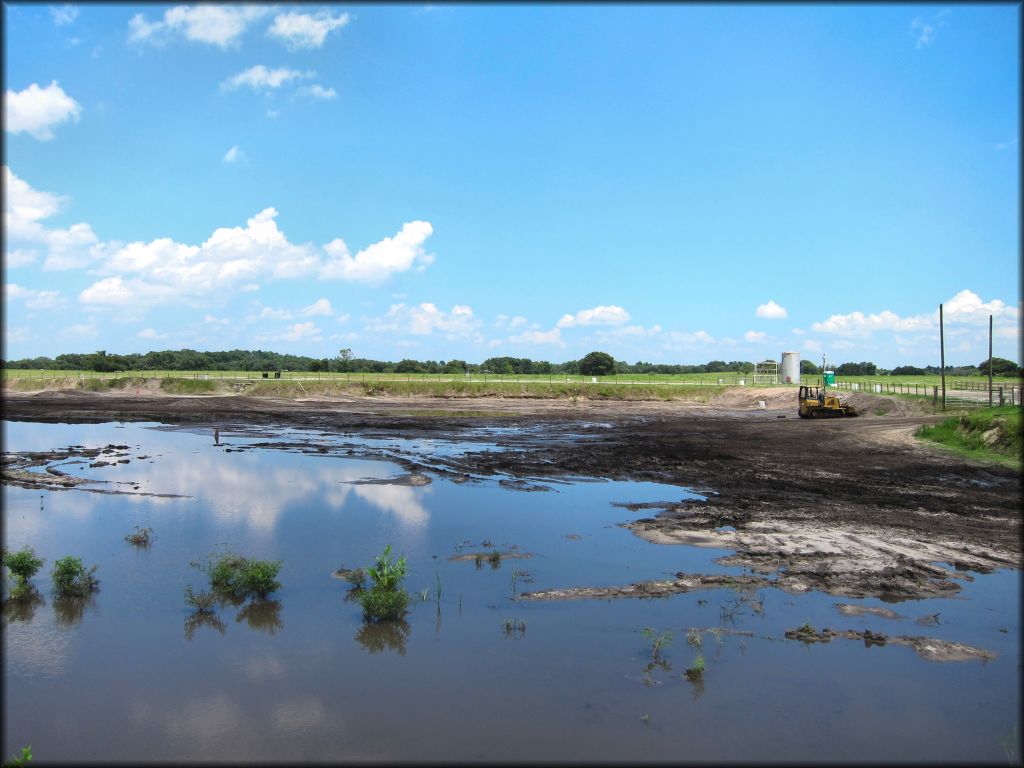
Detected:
left=939, top=303, right=946, bottom=411
left=988, top=314, right=993, bottom=407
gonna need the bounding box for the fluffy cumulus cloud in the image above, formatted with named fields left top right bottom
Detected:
left=5, top=283, right=65, bottom=310
left=755, top=300, right=787, bottom=319
left=508, top=327, right=564, bottom=347
left=743, top=330, right=767, bottom=342
left=223, top=145, right=246, bottom=164
left=810, top=291, right=1017, bottom=339
left=221, top=66, right=314, bottom=92
left=128, top=5, right=271, bottom=48
left=7, top=169, right=437, bottom=313
left=320, top=221, right=434, bottom=283
left=137, top=328, right=168, bottom=340
left=5, top=81, right=82, bottom=141
left=366, top=303, right=481, bottom=340
left=267, top=10, right=350, bottom=50
left=556, top=305, right=631, bottom=328
left=4, top=167, right=101, bottom=269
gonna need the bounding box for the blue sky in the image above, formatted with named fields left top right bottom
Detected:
left=3, top=3, right=1020, bottom=367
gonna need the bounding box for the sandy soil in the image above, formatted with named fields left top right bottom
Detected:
left=3, top=385, right=1019, bottom=602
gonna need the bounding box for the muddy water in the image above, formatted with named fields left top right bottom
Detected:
left=2, top=420, right=1019, bottom=762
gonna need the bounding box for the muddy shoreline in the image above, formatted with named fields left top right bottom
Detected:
left=3, top=388, right=1020, bottom=602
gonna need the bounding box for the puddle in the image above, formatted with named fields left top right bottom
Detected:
left=1, top=419, right=1020, bottom=762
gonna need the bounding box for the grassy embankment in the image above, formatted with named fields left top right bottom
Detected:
left=2, top=374, right=727, bottom=402
left=915, top=407, right=1022, bottom=470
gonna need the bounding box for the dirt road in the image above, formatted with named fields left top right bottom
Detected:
left=3, top=386, right=1019, bottom=602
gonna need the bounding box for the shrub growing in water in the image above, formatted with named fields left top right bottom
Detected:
left=51, top=556, right=99, bottom=597
left=2, top=547, right=45, bottom=588
left=359, top=544, right=410, bottom=622
left=206, top=553, right=281, bottom=600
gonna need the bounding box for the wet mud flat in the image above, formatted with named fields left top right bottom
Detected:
left=5, top=390, right=1019, bottom=603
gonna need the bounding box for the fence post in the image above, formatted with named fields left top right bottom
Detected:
left=933, top=386, right=938, bottom=405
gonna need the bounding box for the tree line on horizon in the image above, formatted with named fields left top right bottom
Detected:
left=1, top=348, right=1020, bottom=377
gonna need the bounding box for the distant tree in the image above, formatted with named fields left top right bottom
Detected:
left=705, top=360, right=729, bottom=373
left=337, top=348, right=353, bottom=372
left=444, top=359, right=468, bottom=374
left=835, top=361, right=877, bottom=376
left=800, top=360, right=821, bottom=375
left=977, top=357, right=1020, bottom=376
left=395, top=359, right=424, bottom=374
left=890, top=365, right=926, bottom=376
left=578, top=351, right=615, bottom=376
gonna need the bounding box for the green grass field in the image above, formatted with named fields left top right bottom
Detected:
left=2, top=367, right=1020, bottom=395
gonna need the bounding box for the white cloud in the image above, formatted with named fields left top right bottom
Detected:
left=755, top=300, right=788, bottom=319
left=223, top=145, right=246, bottom=164
left=5, top=283, right=65, bottom=310
left=320, top=221, right=434, bottom=283
left=803, top=339, right=822, bottom=353
left=137, top=328, right=167, bottom=340
left=128, top=5, right=271, bottom=48
left=203, top=314, right=230, bottom=325
left=257, top=321, right=322, bottom=342
left=810, top=291, right=1018, bottom=339
left=666, top=330, right=716, bottom=346
left=4, top=81, right=82, bottom=141
left=995, top=138, right=1019, bottom=151
left=791, top=328, right=805, bottom=336
left=50, top=4, right=79, bottom=26
left=7, top=169, right=435, bottom=312
left=267, top=10, right=350, bottom=50
left=298, top=84, right=337, bottom=101
left=366, top=302, right=481, bottom=340
left=556, top=305, right=631, bottom=328
left=743, top=330, right=767, bottom=343
left=62, top=321, right=97, bottom=339
left=911, top=8, right=950, bottom=49
left=300, top=298, right=334, bottom=317
left=508, top=328, right=564, bottom=347
left=5, top=249, right=38, bottom=268
left=221, top=65, right=314, bottom=92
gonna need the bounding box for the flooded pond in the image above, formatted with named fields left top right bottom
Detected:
left=2, top=419, right=1020, bottom=762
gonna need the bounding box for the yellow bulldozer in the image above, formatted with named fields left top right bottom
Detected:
left=798, top=385, right=858, bottom=418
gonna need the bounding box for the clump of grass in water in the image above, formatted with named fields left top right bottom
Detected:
left=686, top=628, right=703, bottom=649
left=798, top=621, right=815, bottom=634
left=641, top=628, right=672, bottom=661
left=360, top=544, right=411, bottom=622
left=2, top=547, right=45, bottom=599
left=124, top=525, right=153, bottom=547
left=488, top=550, right=502, bottom=569
left=5, top=745, right=32, bottom=767
left=204, top=552, right=281, bottom=600
left=50, top=555, right=99, bottom=598
left=685, top=655, right=705, bottom=681
left=503, top=618, right=526, bottom=638
left=183, top=585, right=217, bottom=613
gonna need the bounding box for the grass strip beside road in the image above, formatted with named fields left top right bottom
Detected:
left=915, top=407, right=1022, bottom=470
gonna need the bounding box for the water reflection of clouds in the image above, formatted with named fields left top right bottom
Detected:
left=352, top=484, right=431, bottom=528
left=3, top=608, right=74, bottom=677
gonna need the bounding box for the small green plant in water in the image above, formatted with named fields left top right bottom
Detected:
left=641, top=627, right=672, bottom=660
left=503, top=618, right=526, bottom=638
left=205, top=553, right=281, bottom=600
left=686, top=628, right=703, bottom=648
left=4, top=745, right=32, bottom=767
left=51, top=555, right=99, bottom=597
left=488, top=550, right=502, bottom=568
left=2, top=547, right=45, bottom=596
left=799, top=621, right=815, bottom=634
left=685, top=655, right=706, bottom=680
left=359, top=544, right=410, bottom=622
left=124, top=526, right=153, bottom=547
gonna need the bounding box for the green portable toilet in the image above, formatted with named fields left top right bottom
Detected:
left=823, top=370, right=836, bottom=386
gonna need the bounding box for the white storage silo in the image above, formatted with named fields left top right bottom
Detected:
left=781, top=352, right=800, bottom=384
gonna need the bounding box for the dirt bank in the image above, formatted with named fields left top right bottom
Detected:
left=2, top=386, right=1018, bottom=601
